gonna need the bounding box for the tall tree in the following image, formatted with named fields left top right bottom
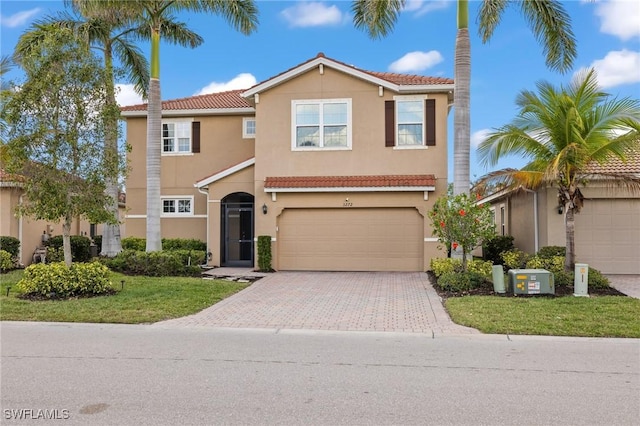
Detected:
left=352, top=0, right=577, bottom=195
left=78, top=0, right=259, bottom=252
left=14, top=4, right=150, bottom=257
left=2, top=27, right=120, bottom=266
left=476, top=69, right=640, bottom=270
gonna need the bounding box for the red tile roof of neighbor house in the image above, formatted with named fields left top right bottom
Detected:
left=0, top=168, right=24, bottom=183
left=584, top=149, right=640, bottom=175
left=264, top=175, right=437, bottom=189
left=121, top=53, right=453, bottom=112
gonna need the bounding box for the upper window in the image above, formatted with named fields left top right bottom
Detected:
left=396, top=100, right=424, bottom=146
left=243, top=118, right=256, bottom=139
left=292, top=99, right=351, bottom=150
left=161, top=196, right=193, bottom=216
left=162, top=120, right=191, bottom=154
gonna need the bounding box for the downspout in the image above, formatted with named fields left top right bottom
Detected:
left=197, top=186, right=210, bottom=265
left=521, top=187, right=539, bottom=253
left=18, top=194, right=24, bottom=265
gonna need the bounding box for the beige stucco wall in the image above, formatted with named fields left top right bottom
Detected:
left=124, top=113, right=255, bottom=245
left=250, top=66, right=451, bottom=270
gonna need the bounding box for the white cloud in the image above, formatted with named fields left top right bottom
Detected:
left=0, top=8, right=41, bottom=28
left=388, top=51, right=443, bottom=73
left=116, top=84, right=144, bottom=107
left=471, top=129, right=492, bottom=148
left=280, top=2, right=344, bottom=28
left=578, top=49, right=640, bottom=88
left=594, top=0, right=640, bottom=40
left=194, top=73, right=257, bottom=95
left=403, top=0, right=449, bottom=17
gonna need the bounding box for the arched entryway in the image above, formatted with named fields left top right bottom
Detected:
left=221, top=192, right=254, bottom=267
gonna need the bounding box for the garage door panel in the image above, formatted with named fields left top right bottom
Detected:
left=575, top=199, right=640, bottom=274
left=278, top=208, right=423, bottom=271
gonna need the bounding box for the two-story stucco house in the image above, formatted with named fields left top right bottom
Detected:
left=121, top=53, right=454, bottom=271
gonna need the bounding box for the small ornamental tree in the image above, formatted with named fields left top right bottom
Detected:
left=429, top=189, right=496, bottom=271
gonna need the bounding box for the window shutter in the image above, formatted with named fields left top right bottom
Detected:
left=192, top=121, right=200, bottom=153
left=385, top=101, right=395, bottom=147
left=425, top=99, right=436, bottom=146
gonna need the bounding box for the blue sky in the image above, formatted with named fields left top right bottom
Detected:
left=2, top=0, right=639, bottom=181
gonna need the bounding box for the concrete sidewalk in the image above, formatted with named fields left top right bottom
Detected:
left=155, top=271, right=479, bottom=336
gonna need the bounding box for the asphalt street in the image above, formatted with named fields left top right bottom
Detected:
left=1, top=322, right=638, bottom=425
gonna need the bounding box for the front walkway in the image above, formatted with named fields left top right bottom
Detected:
left=155, top=271, right=479, bottom=336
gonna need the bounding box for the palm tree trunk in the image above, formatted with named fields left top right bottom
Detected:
left=62, top=213, right=73, bottom=266
left=101, top=43, right=123, bottom=257
left=564, top=205, right=576, bottom=271
left=453, top=0, right=470, bottom=196
left=146, top=29, right=162, bottom=252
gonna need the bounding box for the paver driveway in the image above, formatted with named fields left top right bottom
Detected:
left=155, top=272, right=479, bottom=336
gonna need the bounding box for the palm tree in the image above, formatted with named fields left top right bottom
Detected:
left=14, top=4, right=150, bottom=257
left=476, top=69, right=640, bottom=270
left=352, top=0, right=576, bottom=196
left=78, top=0, right=258, bottom=252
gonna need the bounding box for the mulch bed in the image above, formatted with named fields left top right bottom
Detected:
left=426, top=271, right=627, bottom=300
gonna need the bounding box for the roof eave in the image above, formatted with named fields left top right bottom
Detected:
left=264, top=186, right=436, bottom=193
left=194, top=158, right=255, bottom=188
left=121, top=107, right=255, bottom=118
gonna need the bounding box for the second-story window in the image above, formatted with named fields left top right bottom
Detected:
left=396, top=100, right=424, bottom=146
left=243, top=118, right=256, bottom=138
left=162, top=120, right=191, bottom=154
left=292, top=99, right=351, bottom=150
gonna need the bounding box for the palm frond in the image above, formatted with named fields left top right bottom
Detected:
left=352, top=0, right=405, bottom=39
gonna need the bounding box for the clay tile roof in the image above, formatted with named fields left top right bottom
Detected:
left=0, top=168, right=24, bottom=183
left=584, top=149, right=640, bottom=175
left=120, top=89, right=251, bottom=112
left=364, top=71, right=454, bottom=86
left=264, top=175, right=436, bottom=189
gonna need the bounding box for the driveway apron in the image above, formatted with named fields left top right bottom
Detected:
left=154, top=271, right=479, bottom=336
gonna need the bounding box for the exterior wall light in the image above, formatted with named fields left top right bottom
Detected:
left=557, top=205, right=563, bottom=215
left=262, top=203, right=268, bottom=215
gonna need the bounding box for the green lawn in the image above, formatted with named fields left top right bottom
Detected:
left=445, top=295, right=640, bottom=338
left=0, top=270, right=248, bottom=324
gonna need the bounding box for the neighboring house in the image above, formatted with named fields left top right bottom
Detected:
left=0, top=169, right=126, bottom=265
left=121, top=53, right=454, bottom=271
left=477, top=153, right=640, bottom=274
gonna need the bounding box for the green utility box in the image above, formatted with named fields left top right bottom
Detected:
left=508, top=269, right=555, bottom=295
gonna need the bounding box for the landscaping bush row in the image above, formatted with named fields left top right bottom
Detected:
left=121, top=237, right=206, bottom=252
left=0, top=236, right=20, bottom=257
left=101, top=250, right=204, bottom=277
left=17, top=261, right=113, bottom=299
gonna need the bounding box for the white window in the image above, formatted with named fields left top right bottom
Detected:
left=162, top=120, right=191, bottom=154
left=243, top=118, right=256, bottom=138
left=396, top=98, right=424, bottom=146
left=291, top=99, right=351, bottom=150
left=161, top=196, right=193, bottom=216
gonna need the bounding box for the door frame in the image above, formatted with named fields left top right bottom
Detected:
left=221, top=193, right=254, bottom=267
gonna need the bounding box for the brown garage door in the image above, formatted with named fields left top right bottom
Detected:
left=575, top=199, right=640, bottom=274
left=278, top=208, right=423, bottom=271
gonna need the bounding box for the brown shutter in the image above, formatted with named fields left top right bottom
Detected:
left=385, top=100, right=395, bottom=147
left=192, top=121, right=200, bottom=153
left=425, top=99, right=436, bottom=146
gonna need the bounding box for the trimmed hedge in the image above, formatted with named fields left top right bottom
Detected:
left=17, top=261, right=113, bottom=299
left=429, top=257, right=493, bottom=279
left=482, top=235, right=514, bottom=265
left=0, top=236, right=20, bottom=258
left=121, top=237, right=206, bottom=252
left=46, top=235, right=92, bottom=262
left=257, top=235, right=272, bottom=272
left=102, top=250, right=202, bottom=277
left=121, top=237, right=146, bottom=251
left=437, top=271, right=490, bottom=292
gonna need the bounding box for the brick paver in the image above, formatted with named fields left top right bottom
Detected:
left=154, top=271, right=479, bottom=336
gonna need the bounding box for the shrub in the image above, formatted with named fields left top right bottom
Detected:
left=501, top=249, right=530, bottom=270
left=162, top=238, right=206, bottom=251
left=171, top=249, right=206, bottom=266
left=1, top=250, right=16, bottom=272
left=102, top=250, right=201, bottom=276
left=552, top=267, right=610, bottom=289
left=0, top=236, right=20, bottom=257
left=121, top=237, right=146, bottom=251
left=525, top=255, right=565, bottom=274
left=46, top=246, right=64, bottom=263
left=587, top=268, right=610, bottom=289
left=437, top=271, right=489, bottom=292
left=257, top=235, right=273, bottom=272
left=554, top=271, right=574, bottom=287
left=482, top=235, right=514, bottom=265
left=467, top=259, right=494, bottom=279
left=430, top=258, right=461, bottom=277
left=46, top=235, right=92, bottom=262
left=537, top=246, right=566, bottom=258
left=92, top=235, right=102, bottom=256
left=17, top=261, right=113, bottom=299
